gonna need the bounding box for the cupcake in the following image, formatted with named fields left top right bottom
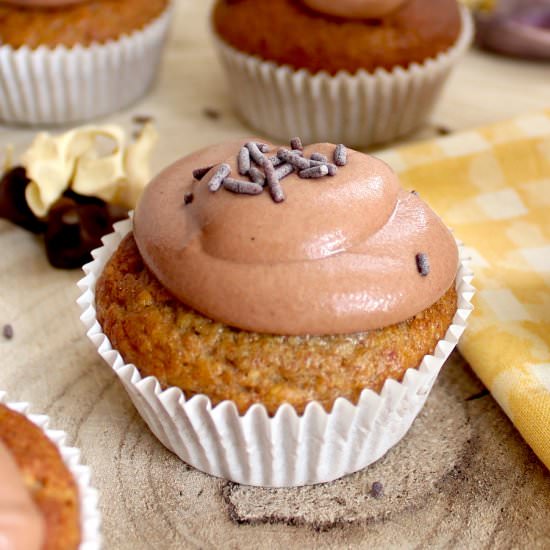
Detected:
left=79, top=138, right=474, bottom=486
left=211, top=0, right=473, bottom=147
left=0, top=0, right=172, bottom=125
left=0, top=393, right=100, bottom=549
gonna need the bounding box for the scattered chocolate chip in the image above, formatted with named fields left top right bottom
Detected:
left=202, top=108, right=221, bottom=120
left=184, top=193, right=194, bottom=205
left=290, top=137, right=303, bottom=151
left=132, top=114, right=154, bottom=125
left=415, top=253, right=430, bottom=277
left=334, top=144, right=347, bottom=167
left=45, top=197, right=127, bottom=269
left=2, top=324, right=13, bottom=340
left=223, top=178, right=263, bottom=195
left=193, top=165, right=213, bottom=181
left=207, top=164, right=231, bottom=192
left=370, top=481, right=384, bottom=498
left=436, top=125, right=453, bottom=136
left=0, top=167, right=47, bottom=234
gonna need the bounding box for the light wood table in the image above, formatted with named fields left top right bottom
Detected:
left=1, top=1, right=549, bottom=548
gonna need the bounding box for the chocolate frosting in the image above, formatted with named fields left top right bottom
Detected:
left=0, top=441, right=45, bottom=550
left=134, top=140, right=458, bottom=336
left=302, top=0, right=408, bottom=18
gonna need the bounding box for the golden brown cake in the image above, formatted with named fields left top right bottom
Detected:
left=212, top=0, right=462, bottom=74
left=95, top=138, right=460, bottom=416
left=0, top=404, right=80, bottom=550
left=0, top=0, right=168, bottom=48
left=97, top=233, right=457, bottom=415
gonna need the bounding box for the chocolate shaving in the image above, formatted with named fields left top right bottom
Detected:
left=238, top=147, right=251, bottom=176
left=193, top=165, right=213, bottom=181
left=2, top=324, right=13, bottom=340
left=276, top=149, right=310, bottom=170
left=415, top=253, right=430, bottom=277
left=249, top=167, right=266, bottom=186
left=223, top=178, right=263, bottom=195
left=264, top=161, right=285, bottom=203
left=207, top=164, right=231, bottom=192
left=290, top=137, right=303, bottom=151
left=299, top=165, right=329, bottom=179
left=334, top=144, right=347, bottom=167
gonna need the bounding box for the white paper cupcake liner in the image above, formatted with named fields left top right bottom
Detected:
left=77, top=218, right=474, bottom=487
left=0, top=392, right=101, bottom=550
left=0, top=5, right=173, bottom=126
left=213, top=7, right=473, bottom=148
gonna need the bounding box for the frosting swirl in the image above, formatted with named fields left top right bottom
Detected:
left=134, top=140, right=458, bottom=336
left=302, top=0, right=408, bottom=19
left=0, top=441, right=45, bottom=550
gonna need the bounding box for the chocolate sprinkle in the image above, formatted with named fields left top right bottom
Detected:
left=246, top=142, right=268, bottom=166
left=238, top=147, right=251, bottom=176
left=277, top=149, right=310, bottom=170
left=2, top=324, right=13, bottom=340
left=310, top=152, right=327, bottom=163
left=193, top=166, right=213, bottom=181
left=223, top=178, right=263, bottom=195
left=207, top=163, right=231, bottom=192
left=274, top=163, right=295, bottom=180
left=334, top=144, right=347, bottom=167
left=249, top=167, right=266, bottom=186
left=415, top=253, right=430, bottom=277
left=290, top=137, right=303, bottom=151
left=370, top=481, right=384, bottom=498
left=264, top=161, right=285, bottom=203
left=299, top=165, right=329, bottom=179
left=184, top=193, right=194, bottom=205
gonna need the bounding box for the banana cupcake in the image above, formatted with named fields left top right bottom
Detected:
left=0, top=0, right=172, bottom=125
left=80, top=138, right=474, bottom=486
left=211, top=0, right=473, bottom=147
left=0, top=395, right=100, bottom=549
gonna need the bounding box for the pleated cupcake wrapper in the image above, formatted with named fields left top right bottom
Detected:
left=213, top=7, right=473, bottom=148
left=0, top=392, right=101, bottom=550
left=0, top=5, right=173, bottom=126
left=77, top=218, right=475, bottom=487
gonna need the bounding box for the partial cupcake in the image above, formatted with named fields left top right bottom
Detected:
left=211, top=0, right=473, bottom=147
left=80, top=138, right=474, bottom=486
left=0, top=0, right=172, bottom=125
left=0, top=395, right=100, bottom=549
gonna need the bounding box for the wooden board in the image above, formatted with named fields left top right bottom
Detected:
left=1, top=1, right=549, bottom=548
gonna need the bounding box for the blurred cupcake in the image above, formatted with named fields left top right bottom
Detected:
left=0, top=393, right=100, bottom=549
left=211, top=0, right=473, bottom=147
left=0, top=0, right=172, bottom=125
left=79, top=138, right=474, bottom=486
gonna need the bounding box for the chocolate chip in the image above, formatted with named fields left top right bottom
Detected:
left=370, top=481, right=384, bottom=498
left=2, top=324, right=13, bottom=340
left=203, top=108, right=221, bottom=120
left=0, top=167, right=47, bottom=234
left=45, top=196, right=127, bottom=269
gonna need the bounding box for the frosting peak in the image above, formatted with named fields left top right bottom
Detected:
left=302, top=0, right=408, bottom=19
left=134, top=140, right=458, bottom=336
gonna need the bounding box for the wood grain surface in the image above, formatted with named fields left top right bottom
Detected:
left=1, top=1, right=550, bottom=548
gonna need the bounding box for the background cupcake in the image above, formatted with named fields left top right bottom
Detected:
left=211, top=0, right=473, bottom=147
left=0, top=392, right=100, bottom=549
left=79, top=138, right=474, bottom=486
left=0, top=0, right=172, bottom=126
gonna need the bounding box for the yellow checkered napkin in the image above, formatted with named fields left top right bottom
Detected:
left=378, top=111, right=550, bottom=470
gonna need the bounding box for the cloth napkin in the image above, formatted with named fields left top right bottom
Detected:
left=377, top=111, right=550, bottom=470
